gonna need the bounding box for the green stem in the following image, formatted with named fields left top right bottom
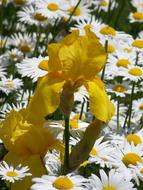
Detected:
left=0, top=0, right=5, bottom=55
left=135, top=51, right=139, bottom=66
left=51, top=0, right=82, bottom=42
left=128, top=82, right=135, bottom=128
left=101, top=40, right=108, bottom=81
left=114, top=0, right=126, bottom=29
left=66, top=0, right=82, bottom=24
left=63, top=116, right=70, bottom=174
left=106, top=0, right=112, bottom=23
left=33, top=26, right=41, bottom=56
left=117, top=98, right=120, bottom=131
left=9, top=182, right=12, bottom=190
left=79, top=99, right=85, bottom=120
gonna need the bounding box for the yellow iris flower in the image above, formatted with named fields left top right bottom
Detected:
left=0, top=109, right=63, bottom=190
left=27, top=28, right=115, bottom=124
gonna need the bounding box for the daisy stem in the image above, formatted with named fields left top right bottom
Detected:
left=66, top=0, right=82, bottom=24
left=128, top=82, right=135, bottom=128
left=135, top=51, right=139, bottom=66
left=114, top=0, right=126, bottom=29
left=0, top=0, right=5, bottom=55
left=33, top=26, right=41, bottom=56
left=117, top=98, right=120, bottom=131
left=9, top=182, right=12, bottom=190
left=106, top=0, right=112, bottom=23
left=79, top=98, right=85, bottom=120
left=101, top=40, right=108, bottom=81
left=63, top=115, right=70, bottom=174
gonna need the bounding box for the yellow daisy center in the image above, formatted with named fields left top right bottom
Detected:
left=53, top=176, right=74, bottom=189
left=14, top=0, right=25, bottom=5
left=139, top=104, right=143, bottom=110
left=34, top=13, right=47, bottom=21
left=10, top=54, right=17, bottom=59
left=73, top=113, right=85, bottom=120
left=103, top=186, right=117, bottom=190
left=38, top=60, right=49, bottom=71
left=90, top=148, right=97, bottom=156
left=124, top=48, right=132, bottom=53
left=112, top=84, right=127, bottom=93
left=20, top=44, right=31, bottom=53
left=69, top=119, right=78, bottom=129
left=6, top=171, right=18, bottom=177
left=100, top=26, right=116, bottom=36
left=101, top=0, right=108, bottom=7
left=126, top=134, right=142, bottom=145
left=140, top=168, right=143, bottom=174
left=139, top=3, right=143, bottom=7
left=132, top=40, right=143, bottom=48
left=116, top=59, right=130, bottom=68
left=128, top=68, right=143, bottom=76
left=68, top=6, right=81, bottom=16
left=5, top=80, right=14, bottom=87
left=133, top=12, right=143, bottom=20
left=0, top=41, right=6, bottom=48
left=47, top=3, right=59, bottom=11
left=107, top=44, right=116, bottom=53
left=122, top=153, right=142, bottom=166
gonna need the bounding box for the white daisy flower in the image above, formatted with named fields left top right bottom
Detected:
left=130, top=162, right=143, bottom=185
left=122, top=65, right=143, bottom=82
left=107, top=81, right=131, bottom=97
left=0, top=102, right=26, bottom=119
left=4, top=48, right=23, bottom=62
left=0, top=36, right=10, bottom=49
left=31, top=173, right=89, bottom=190
left=10, top=33, right=35, bottom=54
left=131, top=0, right=143, bottom=11
left=17, top=89, right=33, bottom=104
left=18, top=5, right=51, bottom=26
left=36, top=0, right=68, bottom=19
left=65, top=0, right=90, bottom=21
left=0, top=65, right=6, bottom=78
left=16, top=56, right=49, bottom=82
left=132, top=98, right=143, bottom=120
left=89, top=169, right=136, bottom=190
left=0, top=76, right=23, bottom=95
left=129, top=11, right=143, bottom=23
left=131, top=38, right=143, bottom=52
left=110, top=128, right=143, bottom=146
left=70, top=18, right=102, bottom=36
left=88, top=136, right=113, bottom=168
left=0, top=161, right=31, bottom=183
left=44, top=151, right=61, bottom=175
left=108, top=141, right=143, bottom=170
left=93, top=0, right=118, bottom=12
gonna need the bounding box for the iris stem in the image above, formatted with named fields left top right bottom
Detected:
left=63, top=116, right=70, bottom=174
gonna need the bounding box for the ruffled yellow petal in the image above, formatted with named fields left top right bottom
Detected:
left=4, top=152, right=45, bottom=190
left=27, top=75, right=64, bottom=125
left=84, top=78, right=115, bottom=122
left=48, top=29, right=107, bottom=81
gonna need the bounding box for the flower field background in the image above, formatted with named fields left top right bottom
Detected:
left=0, top=0, right=143, bottom=190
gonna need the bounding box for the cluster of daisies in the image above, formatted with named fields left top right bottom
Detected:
left=0, top=0, right=143, bottom=190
